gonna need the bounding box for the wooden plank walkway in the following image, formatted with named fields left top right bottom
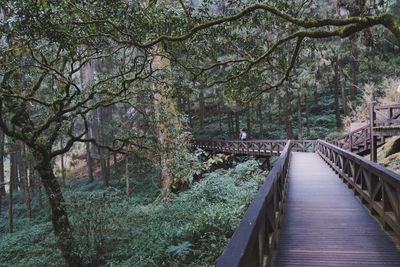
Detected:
left=274, top=152, right=400, bottom=266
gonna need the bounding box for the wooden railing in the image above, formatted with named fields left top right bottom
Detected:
left=317, top=140, right=400, bottom=238
left=193, top=139, right=316, bottom=156
left=331, top=125, right=373, bottom=155
left=215, top=141, right=293, bottom=267
left=193, top=139, right=287, bottom=156
left=374, top=103, right=400, bottom=127
left=291, top=140, right=316, bottom=152
left=331, top=103, right=400, bottom=158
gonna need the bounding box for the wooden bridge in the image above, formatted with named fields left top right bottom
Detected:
left=332, top=103, right=400, bottom=161
left=193, top=103, right=400, bottom=266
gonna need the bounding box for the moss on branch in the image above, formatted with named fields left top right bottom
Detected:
left=135, top=4, right=400, bottom=48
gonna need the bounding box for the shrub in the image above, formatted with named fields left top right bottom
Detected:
left=0, top=159, right=265, bottom=267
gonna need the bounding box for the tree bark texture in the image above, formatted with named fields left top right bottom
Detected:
left=36, top=159, right=83, bottom=267
left=297, top=93, right=302, bottom=140
left=268, top=94, right=273, bottom=123
left=235, top=112, right=240, bottom=139
left=18, top=143, right=32, bottom=218
left=258, top=99, right=264, bottom=138
left=228, top=111, right=233, bottom=138
left=0, top=128, right=4, bottom=216
left=334, top=58, right=341, bottom=129
left=338, top=60, right=348, bottom=116
left=285, top=89, right=293, bottom=139
left=246, top=107, right=251, bottom=139
left=199, top=90, right=205, bottom=129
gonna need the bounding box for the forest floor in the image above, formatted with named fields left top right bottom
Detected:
left=0, top=158, right=265, bottom=267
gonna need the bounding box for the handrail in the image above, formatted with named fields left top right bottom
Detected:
left=215, top=141, right=293, bottom=267
left=329, top=102, right=400, bottom=155
left=331, top=125, right=370, bottom=150
left=317, top=140, right=400, bottom=238
left=193, top=139, right=316, bottom=156
left=193, top=139, right=288, bottom=156
left=374, top=103, right=400, bottom=126
left=374, top=103, right=400, bottom=110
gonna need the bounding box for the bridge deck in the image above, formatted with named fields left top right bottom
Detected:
left=274, top=152, right=400, bottom=266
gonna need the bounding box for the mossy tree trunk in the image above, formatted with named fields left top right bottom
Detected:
left=18, top=142, right=32, bottom=218
left=35, top=153, right=83, bottom=267
left=333, top=56, right=341, bottom=130
left=339, top=60, right=348, bottom=117
left=0, top=128, right=4, bottom=216
left=285, top=89, right=293, bottom=139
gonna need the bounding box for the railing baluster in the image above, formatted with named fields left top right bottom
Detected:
left=317, top=140, right=400, bottom=240
left=215, top=141, right=293, bottom=267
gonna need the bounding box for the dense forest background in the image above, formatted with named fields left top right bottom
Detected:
left=0, top=0, right=399, bottom=266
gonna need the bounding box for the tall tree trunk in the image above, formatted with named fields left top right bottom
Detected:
left=278, top=96, right=283, bottom=124
left=350, top=46, right=358, bottom=99
left=19, top=143, right=32, bottom=218
left=86, top=131, right=94, bottom=182
left=154, top=94, right=172, bottom=193
left=304, top=95, right=310, bottom=137
left=80, top=58, right=96, bottom=183
left=258, top=99, right=264, bottom=138
left=199, top=90, right=205, bottom=129
left=297, top=93, right=302, bottom=140
left=0, top=129, right=4, bottom=216
left=113, top=152, right=117, bottom=166
left=151, top=45, right=181, bottom=196
left=339, top=61, right=348, bottom=116
left=228, top=111, right=233, bottom=138
left=314, top=87, right=319, bottom=104
left=285, top=89, right=293, bottom=139
left=60, top=138, right=66, bottom=185
left=187, top=97, right=192, bottom=128
left=217, top=101, right=222, bottom=133
left=98, top=107, right=112, bottom=188
left=9, top=150, right=18, bottom=233
left=246, top=107, right=251, bottom=139
left=125, top=155, right=130, bottom=196
left=28, top=163, right=35, bottom=198
left=268, top=94, right=273, bottom=123
left=11, top=146, right=19, bottom=192
left=34, top=170, right=43, bottom=209
left=99, top=150, right=109, bottom=188
left=106, top=156, right=111, bottom=182
left=36, top=158, right=82, bottom=266
left=334, top=57, right=341, bottom=129
left=235, top=112, right=240, bottom=139
left=8, top=170, right=13, bottom=233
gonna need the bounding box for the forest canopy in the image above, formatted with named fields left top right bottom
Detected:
left=1, top=0, right=399, bottom=266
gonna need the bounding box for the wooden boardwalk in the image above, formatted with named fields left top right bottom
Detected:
left=274, top=152, right=400, bottom=266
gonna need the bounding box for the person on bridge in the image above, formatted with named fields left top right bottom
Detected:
left=239, top=129, right=247, bottom=141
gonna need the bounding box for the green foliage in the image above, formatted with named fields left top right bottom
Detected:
left=67, top=191, right=131, bottom=266
left=0, top=160, right=265, bottom=267
left=0, top=222, right=63, bottom=267
left=107, top=160, right=264, bottom=267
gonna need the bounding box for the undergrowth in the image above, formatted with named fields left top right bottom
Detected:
left=0, top=160, right=265, bottom=267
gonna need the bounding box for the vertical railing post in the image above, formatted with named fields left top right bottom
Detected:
left=349, top=134, right=353, bottom=152
left=389, top=107, right=393, bottom=126
left=370, top=102, right=377, bottom=162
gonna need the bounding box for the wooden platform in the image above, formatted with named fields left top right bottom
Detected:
left=274, top=152, right=400, bottom=266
